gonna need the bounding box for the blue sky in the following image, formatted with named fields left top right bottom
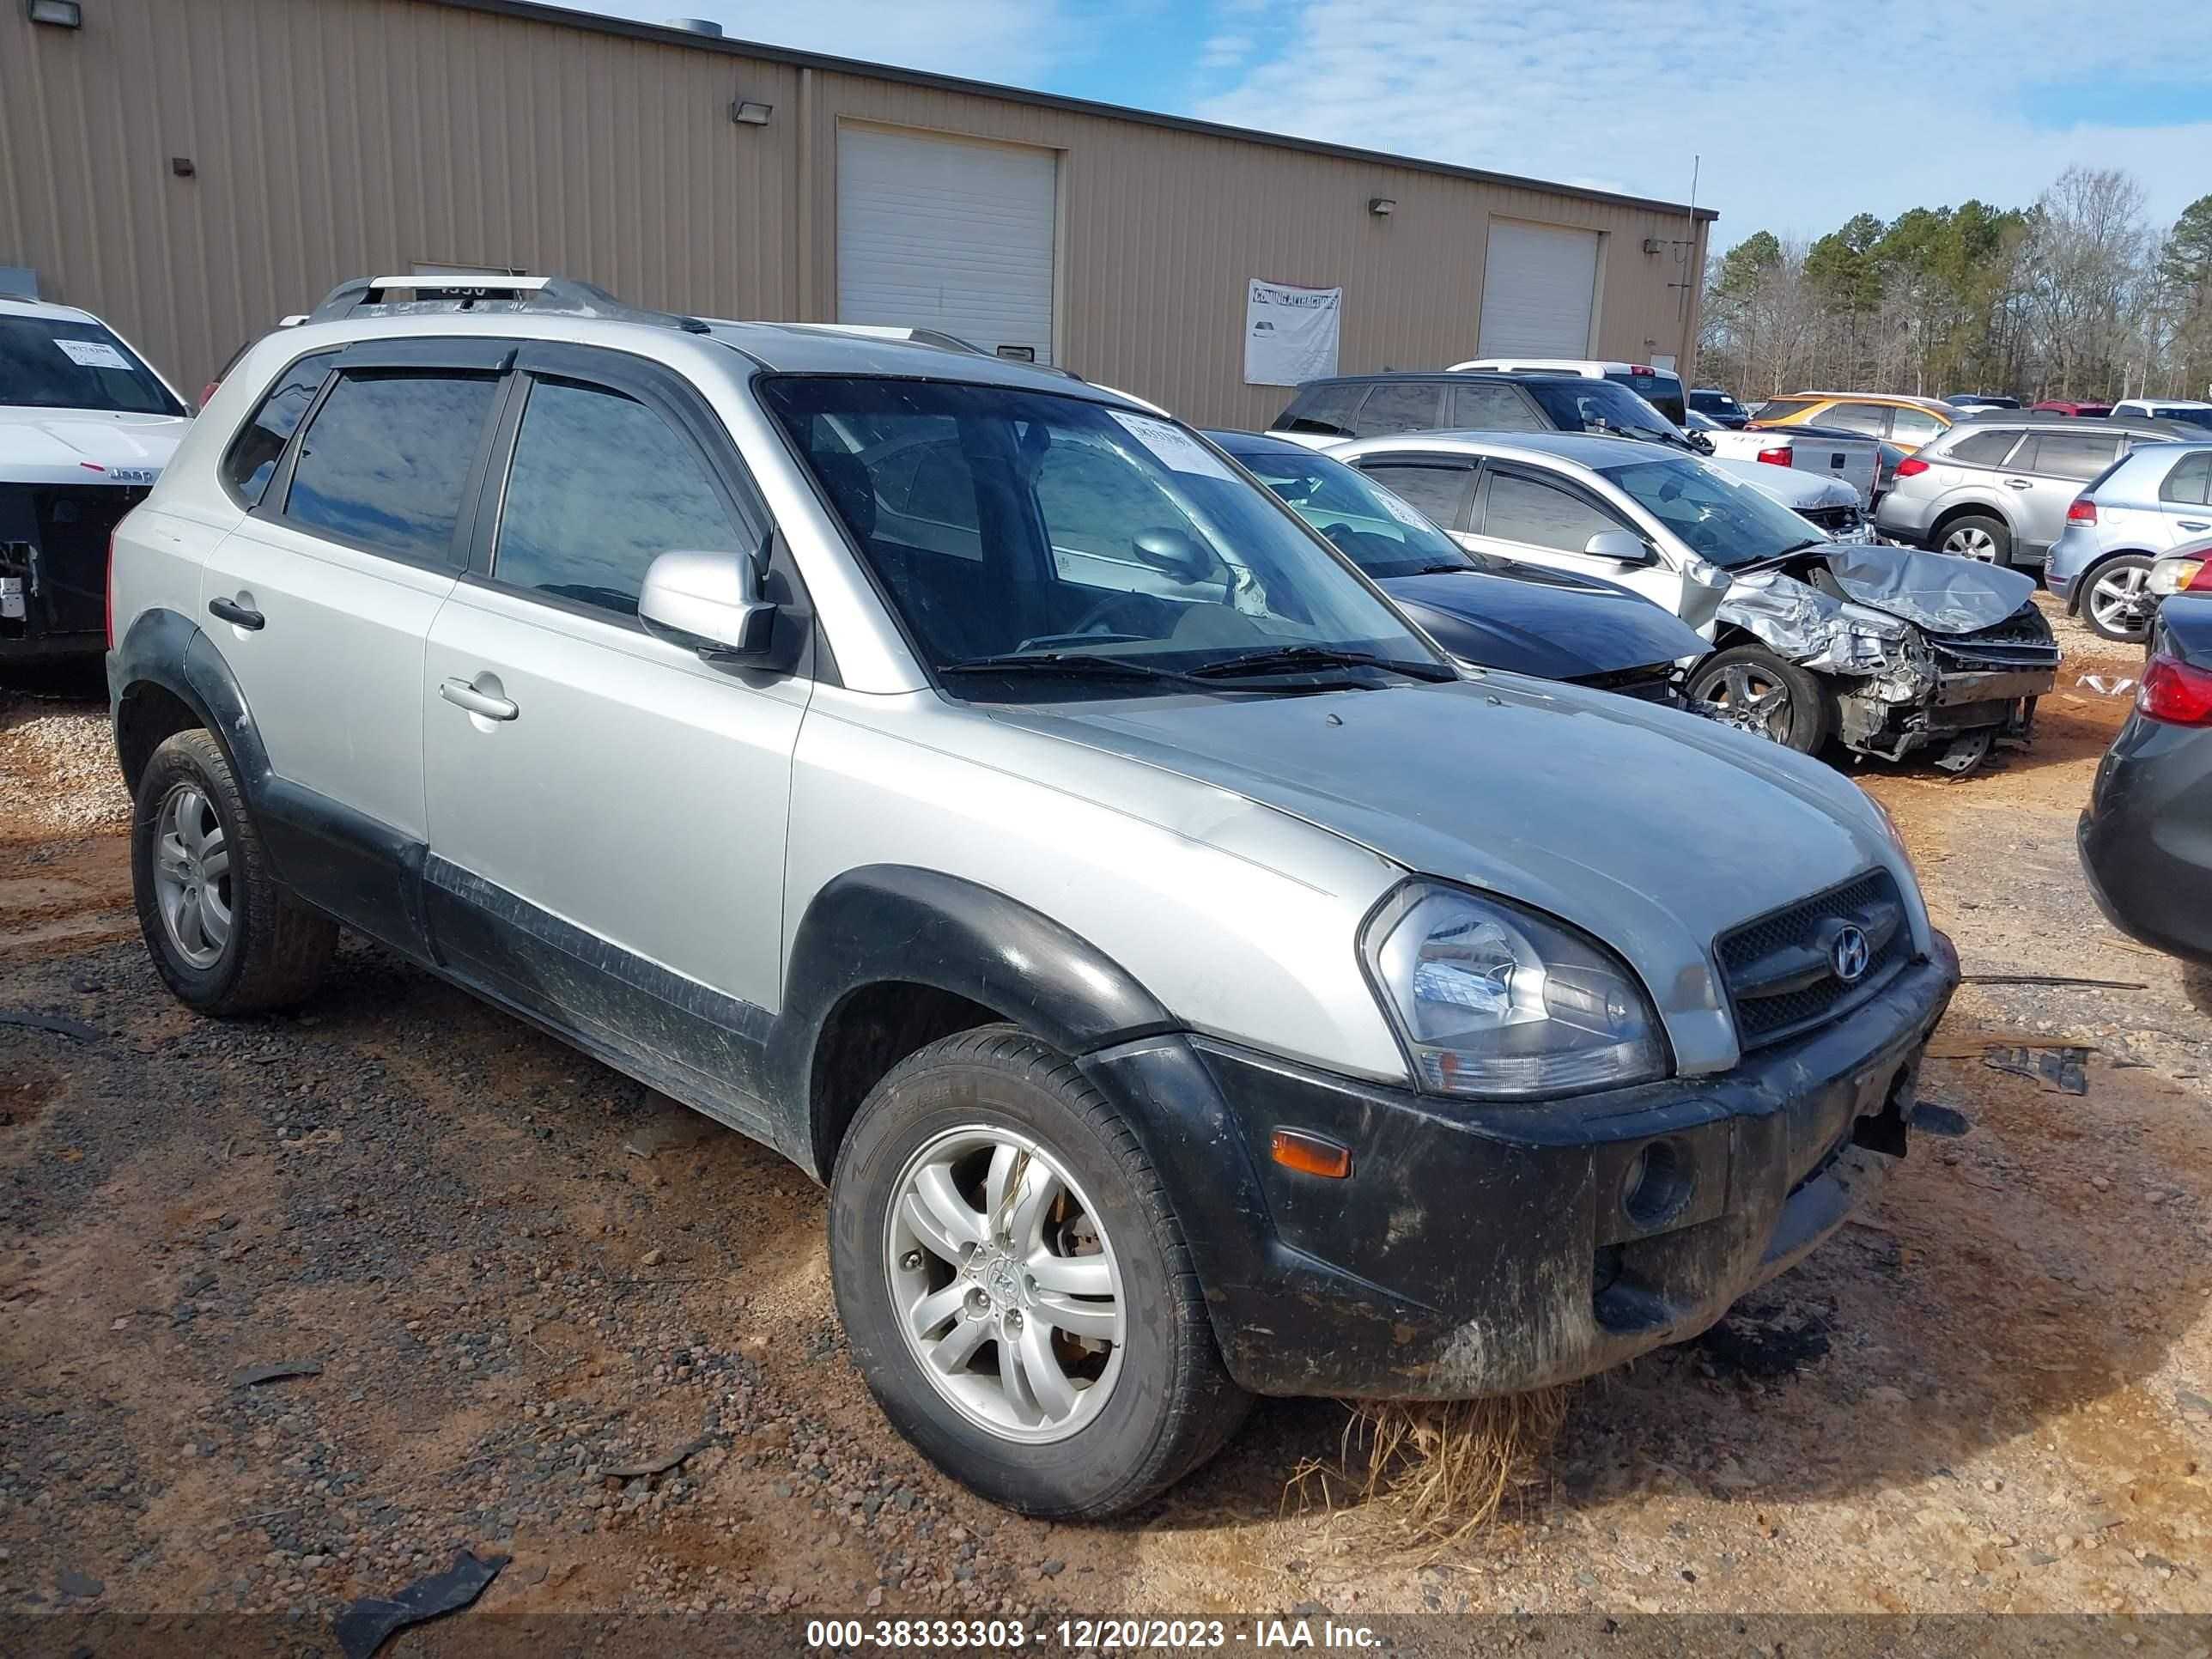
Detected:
left=583, top=0, right=2212, bottom=252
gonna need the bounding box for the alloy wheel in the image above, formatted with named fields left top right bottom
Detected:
left=1943, top=526, right=1998, bottom=561
left=2088, top=564, right=2151, bottom=636
left=884, top=1125, right=1126, bottom=1443
left=1696, top=661, right=1794, bottom=743
left=151, top=782, right=232, bottom=969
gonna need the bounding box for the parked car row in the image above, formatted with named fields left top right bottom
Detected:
left=86, top=272, right=1983, bottom=1521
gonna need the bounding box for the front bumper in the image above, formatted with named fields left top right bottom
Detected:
left=1084, top=939, right=1959, bottom=1399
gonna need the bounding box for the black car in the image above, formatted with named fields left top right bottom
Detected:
left=1270, top=369, right=1714, bottom=453
left=2078, top=593, right=2212, bottom=967
left=1688, top=387, right=1751, bottom=428
left=1210, top=429, right=1708, bottom=703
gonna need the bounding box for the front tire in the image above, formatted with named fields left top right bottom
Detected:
left=1938, top=513, right=2012, bottom=566
left=2081, top=555, right=2155, bottom=644
left=131, top=730, right=337, bottom=1014
left=830, top=1026, right=1249, bottom=1518
left=1686, top=645, right=1835, bottom=755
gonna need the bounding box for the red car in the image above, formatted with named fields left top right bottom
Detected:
left=2031, top=399, right=2114, bottom=417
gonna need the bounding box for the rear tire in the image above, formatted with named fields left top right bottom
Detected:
left=830, top=1025, right=1250, bottom=1518
left=1686, top=646, right=1835, bottom=756
left=2081, top=555, right=2155, bottom=644
left=131, top=730, right=337, bottom=1015
left=1937, top=513, right=2012, bottom=567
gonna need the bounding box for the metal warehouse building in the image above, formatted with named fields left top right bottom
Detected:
left=2, top=0, right=1714, bottom=428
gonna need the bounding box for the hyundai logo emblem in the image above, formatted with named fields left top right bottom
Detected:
left=1829, top=924, right=1871, bottom=984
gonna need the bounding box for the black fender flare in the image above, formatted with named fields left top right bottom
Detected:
left=111, top=607, right=275, bottom=794
left=770, top=866, right=1176, bottom=1121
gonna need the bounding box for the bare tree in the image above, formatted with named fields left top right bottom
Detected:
left=2019, top=167, right=2151, bottom=398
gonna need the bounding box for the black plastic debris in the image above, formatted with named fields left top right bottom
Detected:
left=335, top=1548, right=509, bottom=1659
left=1910, top=1102, right=1972, bottom=1139
left=0, top=1009, right=100, bottom=1042
left=231, top=1359, right=324, bottom=1388
left=1984, top=1046, right=2090, bottom=1096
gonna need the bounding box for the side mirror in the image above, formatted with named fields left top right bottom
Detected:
left=1583, top=531, right=1653, bottom=565
left=1129, top=526, right=1215, bottom=583
left=639, top=548, right=778, bottom=659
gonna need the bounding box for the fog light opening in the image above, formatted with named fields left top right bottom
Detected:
left=1621, top=1138, right=1691, bottom=1228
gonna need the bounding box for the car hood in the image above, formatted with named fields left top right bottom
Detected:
left=1712, top=457, right=1855, bottom=508
left=986, top=678, right=1918, bottom=1072
left=1381, top=566, right=1705, bottom=680
left=0, top=407, right=187, bottom=485
left=1817, top=543, right=2034, bottom=634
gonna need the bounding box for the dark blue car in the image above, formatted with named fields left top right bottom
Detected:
left=1208, top=429, right=1708, bottom=704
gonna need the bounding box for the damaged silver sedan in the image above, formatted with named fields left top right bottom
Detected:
left=1331, top=433, right=2059, bottom=772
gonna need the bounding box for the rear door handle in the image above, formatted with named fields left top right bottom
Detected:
left=2181, top=520, right=2210, bottom=532
left=2003, top=477, right=2033, bottom=489
left=439, top=678, right=518, bottom=721
left=208, top=596, right=264, bottom=630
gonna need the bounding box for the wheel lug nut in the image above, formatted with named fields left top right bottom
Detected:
left=965, top=1287, right=990, bottom=1316
left=899, top=1250, right=922, bottom=1272
left=1003, top=1310, right=1024, bottom=1333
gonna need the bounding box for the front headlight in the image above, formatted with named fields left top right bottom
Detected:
left=2150, top=558, right=2204, bottom=596
left=1363, top=884, right=1668, bottom=1099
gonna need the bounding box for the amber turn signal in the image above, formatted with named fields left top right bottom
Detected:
left=1269, top=1128, right=1352, bottom=1179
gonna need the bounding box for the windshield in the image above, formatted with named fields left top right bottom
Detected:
left=763, top=378, right=1443, bottom=696
left=1218, top=442, right=1484, bottom=579
left=0, top=316, right=184, bottom=416
left=1598, top=455, right=1828, bottom=568
left=1522, top=379, right=1692, bottom=451
left=1602, top=370, right=1686, bottom=424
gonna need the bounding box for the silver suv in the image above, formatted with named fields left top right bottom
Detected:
left=1873, top=414, right=2197, bottom=569
left=107, top=275, right=1958, bottom=1518
left=2046, top=441, right=2212, bottom=642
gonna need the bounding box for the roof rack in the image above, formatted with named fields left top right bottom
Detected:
left=303, top=274, right=710, bottom=334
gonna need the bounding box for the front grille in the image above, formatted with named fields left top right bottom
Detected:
left=1799, top=504, right=1864, bottom=536
left=0, top=482, right=146, bottom=641
left=1716, top=869, right=1909, bottom=1048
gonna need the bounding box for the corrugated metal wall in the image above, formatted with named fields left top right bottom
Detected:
left=0, top=0, right=1708, bottom=428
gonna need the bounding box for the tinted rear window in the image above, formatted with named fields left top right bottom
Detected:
left=1751, top=398, right=1816, bottom=422
left=1275, top=380, right=1364, bottom=436
left=1944, top=428, right=2024, bottom=466
left=2021, top=431, right=2120, bottom=482
left=1448, top=380, right=1547, bottom=432
left=283, top=370, right=500, bottom=564
left=1353, top=381, right=1445, bottom=436
left=1602, top=370, right=1685, bottom=423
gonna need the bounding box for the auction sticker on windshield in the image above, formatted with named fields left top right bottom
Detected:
left=53, top=337, right=133, bottom=371
left=1370, top=488, right=1435, bottom=532
left=1110, top=410, right=1238, bottom=482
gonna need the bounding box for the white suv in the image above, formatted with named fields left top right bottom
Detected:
left=107, top=275, right=1957, bottom=1517
left=2, top=292, right=190, bottom=661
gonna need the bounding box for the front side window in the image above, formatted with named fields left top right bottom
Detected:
left=2160, top=451, right=2212, bottom=507
left=283, top=370, right=500, bottom=563
left=1354, top=381, right=1444, bottom=436
left=763, top=377, right=1442, bottom=695
left=0, top=315, right=185, bottom=416
left=493, top=378, right=744, bottom=616
left=1519, top=379, right=1689, bottom=449
left=1478, top=469, right=1628, bottom=553
left=1231, top=446, right=1476, bottom=579
left=1598, top=456, right=1827, bottom=568
left=2022, top=432, right=2120, bottom=482
left=224, top=351, right=337, bottom=505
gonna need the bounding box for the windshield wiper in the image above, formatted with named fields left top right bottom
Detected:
left=1189, top=645, right=1455, bottom=683
left=939, top=651, right=1210, bottom=687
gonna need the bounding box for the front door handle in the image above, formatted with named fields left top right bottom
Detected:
left=440, top=678, right=518, bottom=721
left=208, top=596, right=264, bottom=630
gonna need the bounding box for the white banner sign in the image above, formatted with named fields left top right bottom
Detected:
left=1243, top=280, right=1341, bottom=387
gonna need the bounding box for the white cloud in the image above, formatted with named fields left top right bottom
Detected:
left=1199, top=32, right=1255, bottom=72
left=1193, top=0, right=2212, bottom=240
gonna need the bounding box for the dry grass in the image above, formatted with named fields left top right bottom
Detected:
left=1287, top=1389, right=1572, bottom=1550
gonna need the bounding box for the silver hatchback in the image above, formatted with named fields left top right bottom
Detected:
left=2046, top=442, right=2212, bottom=642
left=1874, top=416, right=2194, bottom=570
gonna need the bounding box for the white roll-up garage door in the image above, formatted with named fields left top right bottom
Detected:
left=1475, top=221, right=1600, bottom=357
left=836, top=126, right=1058, bottom=366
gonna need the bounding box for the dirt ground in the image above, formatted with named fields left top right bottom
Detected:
left=5, top=602, right=2211, bottom=1652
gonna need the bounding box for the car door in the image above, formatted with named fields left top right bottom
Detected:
left=419, top=343, right=812, bottom=1134
left=2010, top=430, right=2124, bottom=557
left=1887, top=404, right=1948, bottom=453
left=2157, top=451, right=2212, bottom=547
left=197, top=338, right=510, bottom=952
left=1454, top=461, right=1693, bottom=620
